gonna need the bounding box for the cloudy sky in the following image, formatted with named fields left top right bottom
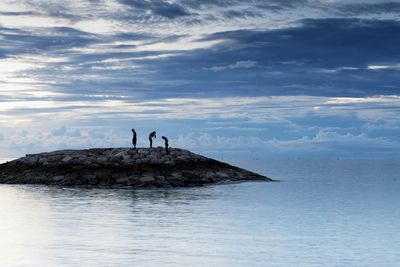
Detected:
left=0, top=0, right=400, bottom=158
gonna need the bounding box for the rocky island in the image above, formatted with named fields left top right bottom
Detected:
left=0, top=148, right=271, bottom=187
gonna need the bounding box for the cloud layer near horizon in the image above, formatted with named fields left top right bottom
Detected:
left=0, top=0, right=399, bottom=158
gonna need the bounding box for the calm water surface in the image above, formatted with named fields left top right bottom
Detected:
left=0, top=158, right=399, bottom=266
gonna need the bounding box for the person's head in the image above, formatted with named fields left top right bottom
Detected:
left=132, top=128, right=135, bottom=132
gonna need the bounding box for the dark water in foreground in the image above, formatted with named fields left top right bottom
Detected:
left=0, top=158, right=399, bottom=266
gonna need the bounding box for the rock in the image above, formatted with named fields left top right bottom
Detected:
left=62, top=156, right=73, bottom=163
left=215, top=171, right=230, bottom=179
left=164, top=160, right=175, bottom=166
left=51, top=175, right=65, bottom=182
left=0, top=147, right=271, bottom=187
left=140, top=175, right=155, bottom=183
left=116, top=176, right=128, bottom=185
left=176, top=155, right=189, bottom=161
left=127, top=175, right=140, bottom=186
left=114, top=151, right=127, bottom=157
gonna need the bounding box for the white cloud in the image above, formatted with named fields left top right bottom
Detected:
left=0, top=95, right=399, bottom=131
left=0, top=1, right=399, bottom=159
left=51, top=126, right=67, bottom=136
left=325, top=95, right=400, bottom=104
left=167, top=130, right=400, bottom=157
left=206, top=60, right=259, bottom=72
left=313, top=130, right=366, bottom=142
left=319, top=66, right=360, bottom=73
left=74, top=19, right=119, bottom=34
left=0, top=127, right=126, bottom=158
left=367, top=64, right=400, bottom=70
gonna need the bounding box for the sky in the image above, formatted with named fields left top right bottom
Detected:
left=0, top=0, right=400, bottom=159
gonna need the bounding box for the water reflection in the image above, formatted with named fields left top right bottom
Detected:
left=0, top=184, right=232, bottom=266
left=1, top=159, right=400, bottom=266
left=14, top=185, right=220, bottom=206
left=0, top=186, right=51, bottom=266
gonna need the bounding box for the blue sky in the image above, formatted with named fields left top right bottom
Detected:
left=0, top=0, right=399, bottom=158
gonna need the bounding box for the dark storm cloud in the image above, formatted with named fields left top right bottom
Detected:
left=0, top=24, right=158, bottom=59
left=179, top=0, right=309, bottom=10
left=4, top=17, right=399, bottom=99
left=16, top=18, right=397, bottom=100
left=178, top=0, right=242, bottom=8
left=202, top=18, right=400, bottom=62
left=201, top=18, right=400, bottom=67
left=223, top=10, right=261, bottom=19
left=0, top=26, right=99, bottom=56
left=116, top=0, right=310, bottom=22
left=119, top=0, right=190, bottom=19
left=0, top=11, right=36, bottom=16
left=2, top=0, right=400, bottom=158
left=22, top=1, right=85, bottom=21
left=129, top=19, right=400, bottom=97
left=253, top=0, right=311, bottom=10
left=337, top=2, right=400, bottom=15
left=2, top=5, right=400, bottom=100
left=114, top=32, right=154, bottom=40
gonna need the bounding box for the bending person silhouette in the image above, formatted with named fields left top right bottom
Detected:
left=149, top=131, right=156, bottom=148
left=162, top=136, right=169, bottom=154
left=131, top=128, right=137, bottom=149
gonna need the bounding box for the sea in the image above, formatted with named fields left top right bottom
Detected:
left=0, top=157, right=399, bottom=267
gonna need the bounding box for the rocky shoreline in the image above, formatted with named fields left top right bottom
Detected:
left=0, top=148, right=271, bottom=187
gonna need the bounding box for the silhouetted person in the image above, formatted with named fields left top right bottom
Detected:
left=149, top=131, right=156, bottom=148
left=162, top=136, right=169, bottom=154
left=131, top=128, right=137, bottom=149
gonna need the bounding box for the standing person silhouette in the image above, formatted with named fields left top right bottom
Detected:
left=149, top=131, right=156, bottom=148
left=162, top=136, right=169, bottom=154
left=131, top=129, right=137, bottom=149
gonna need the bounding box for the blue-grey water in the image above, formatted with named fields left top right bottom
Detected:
left=0, top=158, right=399, bottom=267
